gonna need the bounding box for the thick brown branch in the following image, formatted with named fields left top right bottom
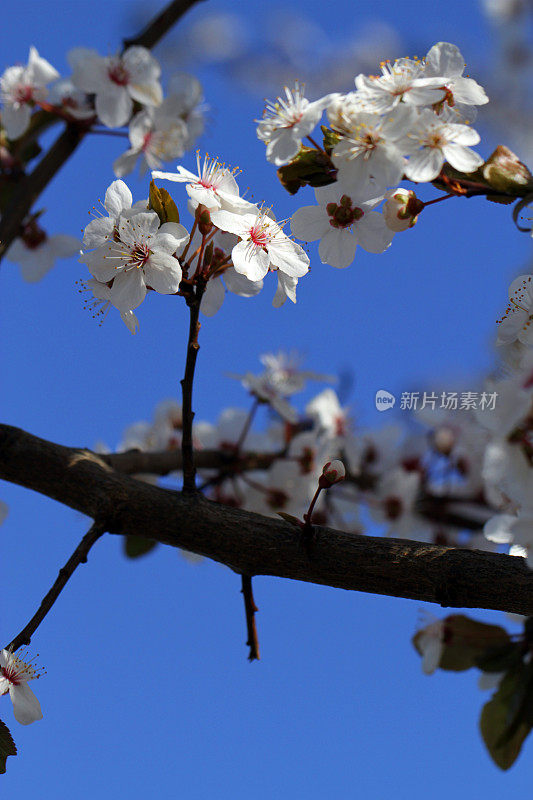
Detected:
left=103, top=448, right=492, bottom=531
left=123, top=0, right=206, bottom=50
left=1, top=423, right=533, bottom=616
left=102, top=447, right=278, bottom=476
left=6, top=521, right=106, bottom=652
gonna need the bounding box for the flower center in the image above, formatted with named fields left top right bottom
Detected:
left=128, top=244, right=151, bottom=269
left=14, top=85, right=34, bottom=104
left=108, top=61, right=130, bottom=87
left=326, top=195, right=364, bottom=229
left=22, top=219, right=47, bottom=249
left=249, top=221, right=271, bottom=248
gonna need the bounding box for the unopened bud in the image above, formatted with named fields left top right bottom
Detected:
left=383, top=189, right=424, bottom=232
left=319, top=459, right=345, bottom=487
left=483, top=145, right=533, bottom=195
left=195, top=204, right=213, bottom=236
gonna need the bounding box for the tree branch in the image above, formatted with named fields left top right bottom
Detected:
left=123, top=0, right=206, bottom=50
left=0, top=124, right=85, bottom=261
left=181, top=283, right=205, bottom=492
left=6, top=521, right=106, bottom=652
left=241, top=575, right=260, bottom=661
left=1, top=423, right=533, bottom=616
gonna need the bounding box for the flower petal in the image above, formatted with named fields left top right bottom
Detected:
left=10, top=682, right=43, bottom=725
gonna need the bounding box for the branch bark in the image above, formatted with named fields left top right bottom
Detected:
left=123, top=0, right=206, bottom=50
left=1, top=423, right=532, bottom=615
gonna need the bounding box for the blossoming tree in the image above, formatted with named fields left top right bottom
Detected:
left=3, top=0, right=533, bottom=782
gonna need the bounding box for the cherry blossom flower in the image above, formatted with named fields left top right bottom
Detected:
left=113, top=106, right=188, bottom=177
left=6, top=219, right=80, bottom=282
left=402, top=109, right=484, bottom=182
left=152, top=153, right=253, bottom=213
left=306, top=389, right=350, bottom=444
left=68, top=46, right=162, bottom=128
left=0, top=46, right=59, bottom=139
left=290, top=180, right=393, bottom=268
left=209, top=207, right=309, bottom=282
left=113, top=74, right=205, bottom=177
left=424, top=42, right=489, bottom=113
left=47, top=78, right=95, bottom=120
left=496, top=275, right=533, bottom=346
left=256, top=82, right=333, bottom=166
left=80, top=212, right=188, bottom=312
left=355, top=56, right=446, bottom=114
left=166, top=73, right=206, bottom=150
left=332, top=105, right=414, bottom=191
left=0, top=649, right=43, bottom=725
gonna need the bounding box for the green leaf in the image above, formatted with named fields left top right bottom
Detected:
left=277, top=148, right=337, bottom=195
left=480, top=663, right=533, bottom=770
left=321, top=125, right=340, bottom=155
left=149, top=181, right=180, bottom=224
left=0, top=719, right=17, bottom=774
left=476, top=642, right=523, bottom=673
left=123, top=535, right=158, bottom=559
left=439, top=615, right=511, bottom=672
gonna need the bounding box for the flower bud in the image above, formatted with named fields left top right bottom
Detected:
left=383, top=189, right=424, bottom=232
left=319, top=459, right=345, bottom=487
left=483, top=145, right=533, bottom=195
left=195, top=204, right=213, bottom=236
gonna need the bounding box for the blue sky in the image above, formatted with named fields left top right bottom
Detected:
left=2, top=0, right=533, bottom=795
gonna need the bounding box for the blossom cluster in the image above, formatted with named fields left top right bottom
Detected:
left=0, top=45, right=204, bottom=174
left=80, top=158, right=311, bottom=329
left=256, top=42, right=489, bottom=268
left=1, top=45, right=205, bottom=281
left=101, top=347, right=531, bottom=560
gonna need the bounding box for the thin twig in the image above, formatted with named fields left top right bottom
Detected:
left=6, top=522, right=106, bottom=652
left=180, top=282, right=206, bottom=492
left=123, top=0, right=206, bottom=50
left=235, top=398, right=260, bottom=452
left=241, top=574, right=260, bottom=661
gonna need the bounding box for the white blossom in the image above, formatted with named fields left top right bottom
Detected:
left=256, top=82, right=333, bottom=166
left=0, top=46, right=59, bottom=139
left=80, top=211, right=188, bottom=312
left=402, top=110, right=484, bottom=182
left=355, top=56, right=446, bottom=114
left=210, top=207, right=309, bottom=282
left=68, top=46, right=162, bottom=128
left=291, top=180, right=392, bottom=267
left=6, top=222, right=80, bottom=283
left=496, top=275, right=533, bottom=346
left=153, top=153, right=253, bottom=214
left=0, top=649, right=43, bottom=725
